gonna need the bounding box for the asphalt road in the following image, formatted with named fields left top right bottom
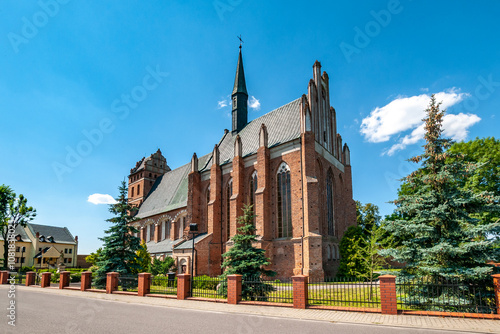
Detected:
left=0, top=288, right=477, bottom=334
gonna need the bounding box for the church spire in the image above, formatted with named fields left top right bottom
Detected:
left=231, top=43, right=248, bottom=133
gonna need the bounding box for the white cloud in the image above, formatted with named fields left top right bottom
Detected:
left=87, top=193, right=117, bottom=205
left=384, top=113, right=481, bottom=156
left=217, top=99, right=228, bottom=109
left=248, top=96, right=261, bottom=111
left=360, top=89, right=467, bottom=143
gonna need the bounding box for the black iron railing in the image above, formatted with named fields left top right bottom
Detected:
left=308, top=277, right=381, bottom=308
left=11, top=273, right=25, bottom=285
left=150, top=275, right=177, bottom=295
left=242, top=277, right=293, bottom=303
left=396, top=276, right=497, bottom=314
left=191, top=276, right=226, bottom=299
left=117, top=275, right=138, bottom=292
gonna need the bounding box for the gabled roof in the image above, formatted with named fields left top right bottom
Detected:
left=136, top=154, right=211, bottom=218
left=0, top=224, right=31, bottom=242
left=146, top=238, right=184, bottom=254
left=202, top=97, right=302, bottom=171
left=34, top=246, right=61, bottom=258
left=137, top=97, right=302, bottom=219
left=174, top=233, right=208, bottom=250
left=28, top=223, right=76, bottom=245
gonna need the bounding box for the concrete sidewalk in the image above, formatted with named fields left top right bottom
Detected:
left=3, top=285, right=500, bottom=333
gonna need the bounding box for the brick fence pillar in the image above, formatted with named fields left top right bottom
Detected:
left=106, top=272, right=119, bottom=294
left=177, top=274, right=191, bottom=300
left=138, top=273, right=151, bottom=297
left=59, top=271, right=70, bottom=289
left=81, top=271, right=92, bottom=291
left=0, top=271, right=8, bottom=284
left=227, top=274, right=242, bottom=304
left=26, top=272, right=36, bottom=286
left=492, top=274, right=500, bottom=314
left=292, top=275, right=308, bottom=309
left=41, top=272, right=51, bottom=288
left=379, top=275, right=397, bottom=315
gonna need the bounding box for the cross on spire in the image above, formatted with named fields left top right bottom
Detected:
left=237, top=35, right=243, bottom=49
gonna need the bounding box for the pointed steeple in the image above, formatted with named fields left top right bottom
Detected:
left=232, top=48, right=248, bottom=96
left=231, top=46, right=248, bottom=133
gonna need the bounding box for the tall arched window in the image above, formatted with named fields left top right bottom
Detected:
left=178, top=217, right=185, bottom=238
left=277, top=162, right=292, bottom=238
left=226, top=179, right=232, bottom=241
left=249, top=171, right=258, bottom=225
left=206, top=185, right=211, bottom=228
left=149, top=224, right=155, bottom=242
left=165, top=220, right=170, bottom=240
left=326, top=170, right=335, bottom=236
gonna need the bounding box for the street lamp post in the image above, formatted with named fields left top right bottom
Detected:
left=189, top=223, right=198, bottom=295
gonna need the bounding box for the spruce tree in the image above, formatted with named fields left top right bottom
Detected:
left=94, top=181, right=141, bottom=288
left=219, top=204, right=276, bottom=299
left=381, top=95, right=500, bottom=281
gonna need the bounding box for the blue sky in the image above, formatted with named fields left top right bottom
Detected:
left=1, top=1, right=498, bottom=254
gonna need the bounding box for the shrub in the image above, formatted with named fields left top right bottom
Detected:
left=151, top=274, right=177, bottom=288
left=193, top=275, right=218, bottom=290
left=50, top=272, right=60, bottom=283
left=19, top=266, right=35, bottom=273
left=70, top=273, right=81, bottom=283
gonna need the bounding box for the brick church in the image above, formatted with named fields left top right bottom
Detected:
left=127, top=47, right=356, bottom=280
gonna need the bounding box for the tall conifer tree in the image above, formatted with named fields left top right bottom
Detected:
left=381, top=96, right=500, bottom=280
left=94, top=181, right=141, bottom=287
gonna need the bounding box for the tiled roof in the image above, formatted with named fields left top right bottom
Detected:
left=137, top=98, right=301, bottom=219
left=0, top=224, right=31, bottom=242
left=27, top=223, right=76, bottom=244
left=136, top=154, right=211, bottom=218
left=145, top=238, right=184, bottom=254
left=174, top=233, right=208, bottom=250
left=202, top=98, right=302, bottom=171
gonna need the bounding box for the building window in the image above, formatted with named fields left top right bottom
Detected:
left=64, top=258, right=68, bottom=264
left=158, top=223, right=162, bottom=241
left=178, top=217, right=185, bottom=238
left=69, top=249, right=72, bottom=254
left=249, top=171, right=258, bottom=214
left=131, top=187, right=134, bottom=197
left=277, top=162, right=292, bottom=238
left=326, top=170, right=335, bottom=236
left=20, top=257, right=25, bottom=264
left=68, top=258, right=72, bottom=263
left=226, top=179, right=233, bottom=241
left=15, top=247, right=20, bottom=252
left=137, top=184, right=141, bottom=196
left=15, top=257, right=19, bottom=263
left=206, top=185, right=211, bottom=229
left=150, top=224, right=155, bottom=241
left=21, top=247, right=25, bottom=252
left=65, top=248, right=68, bottom=254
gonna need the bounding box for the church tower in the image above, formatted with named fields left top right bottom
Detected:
left=231, top=46, right=248, bottom=133
left=128, top=149, right=170, bottom=207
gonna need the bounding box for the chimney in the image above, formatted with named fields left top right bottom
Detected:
left=36, top=232, right=40, bottom=238
left=75, top=236, right=78, bottom=242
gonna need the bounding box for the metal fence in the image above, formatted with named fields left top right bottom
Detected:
left=396, top=276, right=497, bottom=314
left=191, top=276, right=226, bottom=299
left=11, top=273, right=25, bottom=285
left=91, top=273, right=106, bottom=290
left=308, top=277, right=381, bottom=308
left=118, top=275, right=138, bottom=292
left=150, top=275, right=177, bottom=296
left=242, top=277, right=293, bottom=303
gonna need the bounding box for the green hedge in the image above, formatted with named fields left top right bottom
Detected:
left=193, top=275, right=218, bottom=290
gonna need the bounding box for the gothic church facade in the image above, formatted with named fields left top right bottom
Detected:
left=127, top=48, right=356, bottom=279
